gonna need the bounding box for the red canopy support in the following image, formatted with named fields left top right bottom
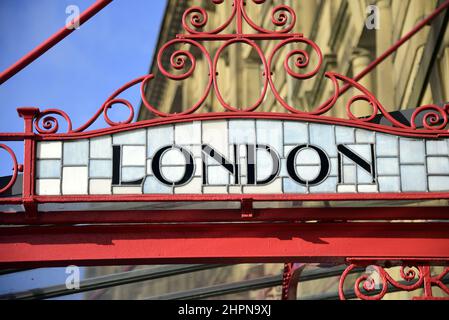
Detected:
left=0, top=222, right=448, bottom=268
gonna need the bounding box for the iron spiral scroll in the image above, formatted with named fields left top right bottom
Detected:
left=29, top=0, right=448, bottom=136
left=339, top=265, right=449, bottom=300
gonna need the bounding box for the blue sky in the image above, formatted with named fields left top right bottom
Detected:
left=0, top=0, right=166, bottom=297
left=0, top=0, right=166, bottom=175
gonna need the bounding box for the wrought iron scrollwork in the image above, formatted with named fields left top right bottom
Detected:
left=0, top=144, right=20, bottom=195
left=339, top=264, right=449, bottom=300
left=241, top=0, right=297, bottom=34
left=28, top=0, right=449, bottom=136
left=182, top=0, right=236, bottom=35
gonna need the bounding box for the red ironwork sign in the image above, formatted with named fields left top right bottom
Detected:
left=1, top=0, right=449, bottom=300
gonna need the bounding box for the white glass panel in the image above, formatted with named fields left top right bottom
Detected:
left=174, top=177, right=202, bottom=194
left=161, top=148, right=189, bottom=166
left=309, top=124, right=337, bottom=157
left=36, top=179, right=60, bottom=195
left=280, top=159, right=288, bottom=177
left=113, top=186, right=142, bottom=195
left=195, top=158, right=203, bottom=177
left=244, top=179, right=282, bottom=194
left=89, top=160, right=112, bottom=178
left=335, top=126, right=354, bottom=144
left=147, top=125, right=174, bottom=157
left=143, top=176, right=172, bottom=194
left=239, top=145, right=247, bottom=158
left=90, top=136, right=112, bottom=159
left=256, top=149, right=276, bottom=181
left=147, top=159, right=152, bottom=175
left=229, top=120, right=256, bottom=144
left=337, top=185, right=357, bottom=193
left=376, top=134, right=398, bottom=157
left=175, top=122, right=201, bottom=145
left=378, top=176, right=400, bottom=193
left=358, top=185, right=378, bottom=193
left=36, top=160, right=61, bottom=178
left=356, top=129, right=375, bottom=143
left=329, top=158, right=338, bottom=176
left=122, top=146, right=146, bottom=166
left=240, top=162, right=247, bottom=177
left=63, top=141, right=89, bottom=165
left=427, top=157, right=449, bottom=175
left=256, top=120, right=283, bottom=156
left=295, top=148, right=321, bottom=165
left=377, top=158, right=399, bottom=175
left=229, top=186, right=243, bottom=194
left=357, top=167, right=374, bottom=184
left=113, top=129, right=146, bottom=145
left=121, top=167, right=145, bottom=183
left=207, top=166, right=230, bottom=185
left=161, top=166, right=186, bottom=182
left=89, top=179, right=112, bottom=195
left=284, top=122, right=308, bottom=145
left=62, top=167, right=88, bottom=195
left=401, top=165, right=427, bottom=191
left=428, top=177, right=449, bottom=192
left=202, top=121, right=228, bottom=155
left=343, top=165, right=356, bottom=184
left=399, top=139, right=425, bottom=164
left=309, top=177, right=337, bottom=193
left=203, top=186, right=228, bottom=194
left=284, top=146, right=294, bottom=159
left=426, top=140, right=449, bottom=156
left=37, top=142, right=62, bottom=159
left=296, top=166, right=321, bottom=181
left=283, top=178, right=307, bottom=193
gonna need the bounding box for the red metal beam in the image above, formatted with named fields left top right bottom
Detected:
left=1, top=206, right=449, bottom=225
left=0, top=0, right=112, bottom=85
left=0, top=222, right=448, bottom=268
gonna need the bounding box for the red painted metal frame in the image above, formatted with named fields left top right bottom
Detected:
left=0, top=0, right=113, bottom=85
left=282, top=263, right=305, bottom=300
left=0, top=222, right=449, bottom=268
left=0, top=1, right=449, bottom=300
left=2, top=206, right=449, bottom=226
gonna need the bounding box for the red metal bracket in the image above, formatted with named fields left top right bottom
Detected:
left=281, top=263, right=306, bottom=300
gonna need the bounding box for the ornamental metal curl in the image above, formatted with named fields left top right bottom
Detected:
left=0, top=144, right=19, bottom=195
left=240, top=1, right=297, bottom=34
left=339, top=264, right=449, bottom=300
left=182, top=0, right=236, bottom=35
left=28, top=0, right=449, bottom=136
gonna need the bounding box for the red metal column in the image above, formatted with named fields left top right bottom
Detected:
left=17, top=108, right=40, bottom=219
